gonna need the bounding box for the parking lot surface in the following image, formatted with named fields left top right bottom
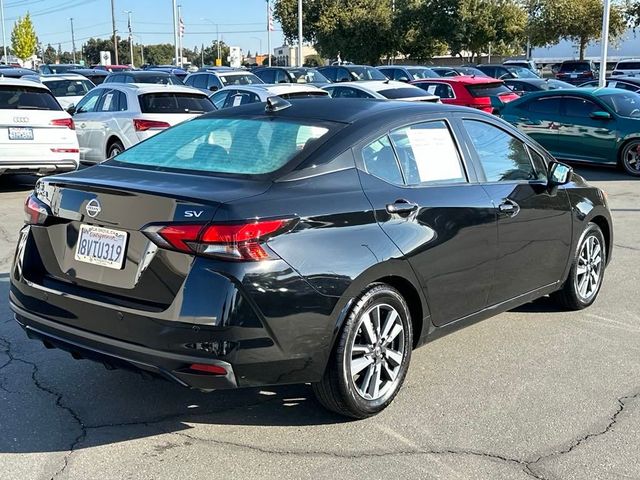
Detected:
left=0, top=168, right=638, bottom=480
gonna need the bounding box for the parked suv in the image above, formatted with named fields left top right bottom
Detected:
left=103, top=70, right=183, bottom=85
left=68, top=83, right=214, bottom=163
left=556, top=60, right=597, bottom=84
left=377, top=65, right=439, bottom=82
left=612, top=59, right=640, bottom=77
left=184, top=69, right=263, bottom=93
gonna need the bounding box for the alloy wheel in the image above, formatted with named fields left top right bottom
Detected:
left=623, top=142, right=640, bottom=174
left=574, top=234, right=603, bottom=301
left=348, top=303, right=405, bottom=401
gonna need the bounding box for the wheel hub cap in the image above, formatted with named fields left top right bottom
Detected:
left=575, top=235, right=603, bottom=301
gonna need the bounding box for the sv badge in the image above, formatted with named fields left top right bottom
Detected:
left=184, top=210, right=204, bottom=218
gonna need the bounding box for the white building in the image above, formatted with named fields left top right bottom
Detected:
left=273, top=44, right=318, bottom=66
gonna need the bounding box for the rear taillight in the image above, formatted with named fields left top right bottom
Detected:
left=144, top=219, right=294, bottom=261
left=51, top=148, right=79, bottom=153
left=24, top=193, right=50, bottom=225
left=133, top=119, right=171, bottom=132
left=188, top=363, right=227, bottom=375
left=50, top=118, right=75, bottom=130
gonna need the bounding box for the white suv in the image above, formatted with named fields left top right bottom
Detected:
left=70, top=83, right=215, bottom=163
left=612, top=59, right=640, bottom=77
left=0, top=78, right=79, bottom=177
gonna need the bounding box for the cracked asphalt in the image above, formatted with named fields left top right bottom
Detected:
left=0, top=168, right=638, bottom=480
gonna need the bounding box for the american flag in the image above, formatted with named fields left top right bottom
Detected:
left=267, top=0, right=274, bottom=32
left=179, top=17, right=185, bottom=37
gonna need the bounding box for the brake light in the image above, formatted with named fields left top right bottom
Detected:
left=188, top=363, right=227, bottom=375
left=133, top=118, right=171, bottom=131
left=51, top=148, right=79, bottom=153
left=50, top=118, right=75, bottom=130
left=144, top=219, right=294, bottom=261
left=24, top=193, right=49, bottom=225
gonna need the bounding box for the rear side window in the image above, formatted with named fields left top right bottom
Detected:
left=466, top=83, right=512, bottom=97
left=0, top=86, right=61, bottom=110
left=113, top=117, right=335, bottom=175
left=138, top=93, right=214, bottom=113
left=617, top=62, right=640, bottom=70
left=525, top=97, right=560, bottom=115
left=223, top=91, right=260, bottom=108
left=561, top=97, right=599, bottom=117
left=415, top=83, right=455, bottom=99
left=98, top=90, right=127, bottom=112
left=390, top=121, right=466, bottom=185
left=362, top=135, right=404, bottom=185
left=463, top=120, right=545, bottom=182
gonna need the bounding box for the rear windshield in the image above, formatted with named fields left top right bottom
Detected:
left=407, top=68, right=438, bottom=79
left=598, top=91, right=640, bottom=118
left=279, top=91, right=329, bottom=99
left=561, top=62, right=590, bottom=72
left=46, top=65, right=79, bottom=74
left=348, top=67, right=387, bottom=81
left=506, top=66, right=538, bottom=78
left=219, top=73, right=263, bottom=86
left=134, top=74, right=183, bottom=85
left=466, top=83, right=512, bottom=97
left=0, top=86, right=61, bottom=110
left=112, top=117, right=336, bottom=176
left=617, top=62, right=640, bottom=70
left=138, top=93, right=215, bottom=114
left=44, top=79, right=94, bottom=97
left=378, top=87, right=432, bottom=99
left=288, top=68, right=328, bottom=83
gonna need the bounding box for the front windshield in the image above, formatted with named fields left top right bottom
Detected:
left=136, top=74, right=183, bottom=85
left=289, top=68, right=329, bottom=83
left=506, top=66, right=538, bottom=78
left=407, top=68, right=438, bottom=79
left=219, top=73, right=264, bottom=86
left=348, top=66, right=387, bottom=81
left=598, top=91, right=640, bottom=118
left=44, top=79, right=94, bottom=97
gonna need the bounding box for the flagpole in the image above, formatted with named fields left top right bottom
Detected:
left=267, top=0, right=271, bottom=66
left=178, top=4, right=183, bottom=68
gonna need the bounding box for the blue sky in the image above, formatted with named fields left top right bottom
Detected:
left=1, top=0, right=284, bottom=54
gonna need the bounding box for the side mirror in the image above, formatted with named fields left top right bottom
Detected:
left=397, top=76, right=410, bottom=82
left=548, top=161, right=573, bottom=186
left=208, top=85, right=218, bottom=92
left=590, top=110, right=611, bottom=120
left=66, top=104, right=76, bottom=115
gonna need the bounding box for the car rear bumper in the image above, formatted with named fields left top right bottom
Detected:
left=11, top=302, right=238, bottom=390
left=0, top=159, right=78, bottom=175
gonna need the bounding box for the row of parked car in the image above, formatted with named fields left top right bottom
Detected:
left=1, top=58, right=640, bottom=178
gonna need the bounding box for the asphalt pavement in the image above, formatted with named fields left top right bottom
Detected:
left=0, top=168, right=638, bottom=480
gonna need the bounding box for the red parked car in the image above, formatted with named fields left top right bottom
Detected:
left=411, top=75, right=520, bottom=113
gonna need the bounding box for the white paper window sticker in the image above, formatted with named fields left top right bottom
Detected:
left=405, top=126, right=464, bottom=182
left=426, top=85, right=438, bottom=95
left=232, top=94, right=243, bottom=107
left=101, top=93, right=113, bottom=111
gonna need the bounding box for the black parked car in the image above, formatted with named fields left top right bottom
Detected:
left=476, top=64, right=540, bottom=80
left=11, top=98, right=612, bottom=418
left=504, top=78, right=576, bottom=94
left=556, top=60, right=598, bottom=85
left=67, top=68, right=109, bottom=85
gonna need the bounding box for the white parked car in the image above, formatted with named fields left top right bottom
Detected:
left=24, top=74, right=95, bottom=110
left=69, top=83, right=215, bottom=163
left=210, top=84, right=328, bottom=109
left=612, top=59, right=640, bottom=77
left=0, top=78, right=78, bottom=176
left=322, top=81, right=440, bottom=102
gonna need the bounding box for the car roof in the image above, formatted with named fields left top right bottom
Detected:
left=68, top=68, right=108, bottom=75
left=222, top=84, right=323, bottom=94
left=201, top=97, right=461, bottom=124
left=94, top=83, right=205, bottom=95
left=0, top=77, right=50, bottom=89
left=110, top=70, right=173, bottom=76
left=413, top=75, right=501, bottom=85
left=332, top=80, right=414, bottom=92
left=39, top=74, right=90, bottom=81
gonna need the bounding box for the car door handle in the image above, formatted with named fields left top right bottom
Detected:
left=498, top=199, right=520, bottom=217
left=386, top=200, right=418, bottom=216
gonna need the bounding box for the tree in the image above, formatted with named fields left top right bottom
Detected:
left=43, top=43, right=56, bottom=64
left=528, top=0, right=627, bottom=59
left=11, top=13, right=37, bottom=61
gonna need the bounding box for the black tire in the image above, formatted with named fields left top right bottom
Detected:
left=552, top=222, right=606, bottom=310
left=312, top=283, right=413, bottom=419
left=107, top=140, right=124, bottom=159
left=619, top=140, right=640, bottom=177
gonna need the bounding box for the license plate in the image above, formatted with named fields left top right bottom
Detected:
left=570, top=74, right=577, bottom=79
left=74, top=224, right=128, bottom=270
left=8, top=127, right=33, bottom=140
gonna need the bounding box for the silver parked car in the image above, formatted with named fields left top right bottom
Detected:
left=69, top=83, right=215, bottom=163
left=322, top=81, right=440, bottom=102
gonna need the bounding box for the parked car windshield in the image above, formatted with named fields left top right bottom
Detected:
left=132, top=74, right=183, bottom=85
left=112, top=117, right=336, bottom=175
left=44, top=64, right=80, bottom=74
left=466, top=83, right=512, bottom=97
left=219, top=73, right=263, bottom=86
left=0, top=86, right=61, bottom=110
left=378, top=87, right=433, bottom=99
left=506, top=66, right=538, bottom=78
left=288, top=68, right=329, bottom=83
left=138, top=93, right=215, bottom=114
left=348, top=66, right=387, bottom=81
left=407, top=67, right=438, bottom=79
left=598, top=91, right=640, bottom=118
left=43, top=79, right=94, bottom=97
left=561, top=62, right=590, bottom=72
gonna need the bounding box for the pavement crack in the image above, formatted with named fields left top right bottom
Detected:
left=614, top=243, right=640, bottom=252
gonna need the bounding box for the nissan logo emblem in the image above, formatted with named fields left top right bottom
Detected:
left=85, top=199, right=101, bottom=218
left=13, top=116, right=29, bottom=123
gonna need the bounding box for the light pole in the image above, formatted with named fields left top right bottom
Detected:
left=124, top=10, right=134, bottom=67
left=251, top=36, right=262, bottom=55
left=172, top=0, right=179, bottom=66
left=297, top=0, right=303, bottom=67
left=0, top=0, right=6, bottom=63
left=111, top=0, right=118, bottom=64
left=177, top=4, right=183, bottom=67
left=70, top=18, right=76, bottom=63
left=201, top=18, right=220, bottom=65
left=599, top=0, right=611, bottom=87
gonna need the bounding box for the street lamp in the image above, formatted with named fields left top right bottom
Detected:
left=0, top=0, right=6, bottom=63
left=251, top=36, right=262, bottom=55
left=599, top=0, right=611, bottom=87
left=201, top=18, right=220, bottom=65
left=124, top=10, right=134, bottom=67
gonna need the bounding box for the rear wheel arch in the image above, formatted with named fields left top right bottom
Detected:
left=106, top=136, right=124, bottom=158
left=373, top=275, right=424, bottom=349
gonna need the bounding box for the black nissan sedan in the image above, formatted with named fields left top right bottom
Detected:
left=10, top=98, right=612, bottom=418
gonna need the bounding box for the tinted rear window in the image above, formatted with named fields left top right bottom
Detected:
left=46, top=65, right=80, bottom=74
left=138, top=93, right=214, bottom=113
left=617, top=62, right=640, bottom=70
left=44, top=79, right=94, bottom=97
left=112, top=117, right=336, bottom=176
left=219, top=73, right=263, bottom=86
left=465, top=83, right=512, bottom=97
left=0, top=86, right=61, bottom=110
left=561, top=62, right=590, bottom=72
left=133, top=74, right=183, bottom=85
left=378, top=87, right=432, bottom=99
